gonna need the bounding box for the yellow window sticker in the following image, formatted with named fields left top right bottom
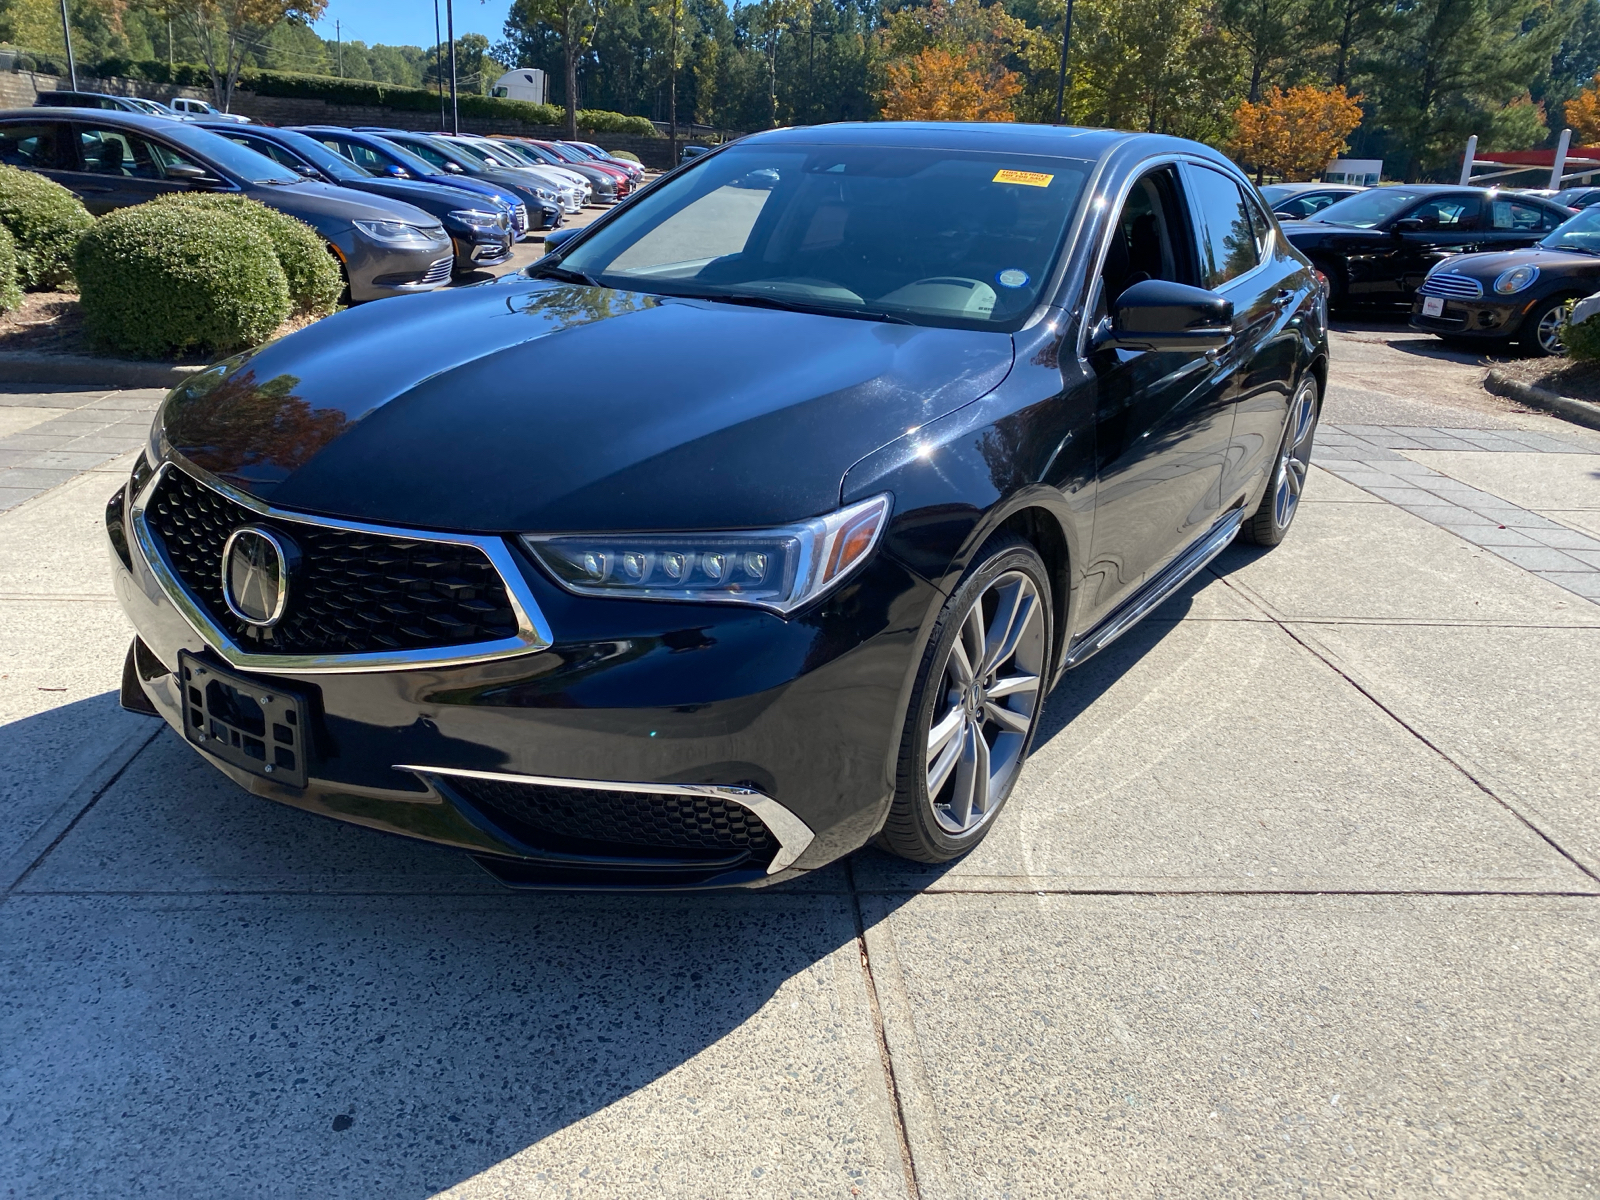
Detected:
left=993, top=169, right=1054, bottom=187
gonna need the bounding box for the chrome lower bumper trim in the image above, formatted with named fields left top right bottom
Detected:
left=394, top=764, right=816, bottom=874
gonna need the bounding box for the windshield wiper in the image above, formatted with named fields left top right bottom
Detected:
left=692, top=290, right=915, bottom=325
left=530, top=263, right=601, bottom=286
left=1548, top=243, right=1600, bottom=256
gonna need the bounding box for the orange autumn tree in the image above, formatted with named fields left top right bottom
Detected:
left=1229, top=84, right=1364, bottom=181
left=1565, top=76, right=1600, bottom=145
left=881, top=45, right=1023, bottom=121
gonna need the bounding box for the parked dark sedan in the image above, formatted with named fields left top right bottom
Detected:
left=1410, top=203, right=1600, bottom=354
left=109, top=123, right=1328, bottom=889
left=1282, top=185, right=1573, bottom=309
left=1551, top=185, right=1600, bottom=211
left=1258, top=182, right=1362, bottom=220
left=291, top=127, right=558, bottom=234
left=0, top=110, right=454, bottom=301
left=195, top=122, right=513, bottom=276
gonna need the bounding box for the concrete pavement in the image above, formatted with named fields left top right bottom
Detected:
left=1, top=324, right=1598, bottom=1197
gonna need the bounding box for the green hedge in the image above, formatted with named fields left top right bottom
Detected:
left=0, top=165, right=94, bottom=290
left=74, top=203, right=291, bottom=358
left=85, top=59, right=661, bottom=135
left=149, top=193, right=342, bottom=316
left=0, top=224, right=21, bottom=314
left=1562, top=304, right=1600, bottom=360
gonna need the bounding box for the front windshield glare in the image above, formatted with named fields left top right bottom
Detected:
left=1542, top=204, right=1600, bottom=251
left=173, top=126, right=303, bottom=185
left=1310, top=187, right=1429, bottom=228
left=558, top=145, right=1089, bottom=331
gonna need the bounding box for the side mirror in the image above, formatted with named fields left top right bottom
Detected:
left=383, top=164, right=407, bottom=178
left=1092, top=279, right=1233, bottom=353
left=165, top=163, right=219, bottom=186
left=543, top=227, right=581, bottom=254
left=444, top=161, right=463, bottom=174
left=1392, top=218, right=1425, bottom=234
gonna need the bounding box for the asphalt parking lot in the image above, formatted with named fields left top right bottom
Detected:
left=2, top=323, right=1598, bottom=1197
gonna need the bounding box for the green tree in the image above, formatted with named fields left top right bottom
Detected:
left=502, top=0, right=619, bottom=135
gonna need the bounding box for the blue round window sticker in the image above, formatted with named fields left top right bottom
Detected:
left=996, top=268, right=1029, bottom=289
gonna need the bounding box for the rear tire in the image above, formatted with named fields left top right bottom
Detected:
left=1241, top=375, right=1319, bottom=547
left=1519, top=295, right=1572, bottom=357
left=877, top=534, right=1053, bottom=863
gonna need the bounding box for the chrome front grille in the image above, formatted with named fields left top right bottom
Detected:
left=512, top=204, right=527, bottom=232
left=420, top=256, right=453, bottom=286
left=1418, top=273, right=1484, bottom=299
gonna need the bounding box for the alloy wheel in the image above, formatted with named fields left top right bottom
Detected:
left=1272, top=384, right=1318, bottom=530
left=1537, top=305, right=1567, bottom=356
left=924, top=570, right=1047, bottom=834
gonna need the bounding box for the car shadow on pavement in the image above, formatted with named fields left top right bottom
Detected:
left=0, top=695, right=908, bottom=1196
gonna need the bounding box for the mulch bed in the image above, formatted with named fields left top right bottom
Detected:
left=1489, top=355, right=1600, bottom=404
left=0, top=292, right=322, bottom=362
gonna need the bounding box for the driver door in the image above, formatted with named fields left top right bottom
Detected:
left=55, top=123, right=202, bottom=214
left=1391, top=194, right=1484, bottom=296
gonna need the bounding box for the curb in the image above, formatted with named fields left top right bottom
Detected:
left=0, top=352, right=206, bottom=389
left=1484, top=368, right=1600, bottom=431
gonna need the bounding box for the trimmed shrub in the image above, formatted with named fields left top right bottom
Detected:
left=609, top=150, right=643, bottom=164
left=0, top=165, right=95, bottom=290
left=0, top=224, right=21, bottom=314
left=575, top=111, right=660, bottom=137
left=149, top=193, right=342, bottom=316
left=74, top=203, right=291, bottom=358
left=1562, top=303, right=1600, bottom=360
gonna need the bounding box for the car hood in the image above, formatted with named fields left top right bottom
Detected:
left=159, top=279, right=1017, bottom=533
left=245, top=180, right=437, bottom=228
left=1427, top=246, right=1600, bottom=278
left=354, top=176, right=503, bottom=217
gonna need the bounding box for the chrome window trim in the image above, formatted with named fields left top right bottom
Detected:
left=395, top=764, right=817, bottom=874
left=1074, top=151, right=1278, bottom=360
left=130, top=457, right=555, bottom=674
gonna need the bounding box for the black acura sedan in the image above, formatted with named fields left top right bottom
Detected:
left=109, top=123, right=1328, bottom=889
left=1282, top=184, right=1573, bottom=309
left=1410, top=203, right=1600, bottom=354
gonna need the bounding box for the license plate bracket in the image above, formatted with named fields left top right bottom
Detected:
left=179, top=652, right=310, bottom=788
left=1422, top=295, right=1445, bottom=317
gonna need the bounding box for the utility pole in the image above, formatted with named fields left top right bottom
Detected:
left=1052, top=0, right=1074, bottom=124
left=433, top=0, right=445, bottom=131
left=58, top=0, right=78, bottom=92
left=446, top=0, right=458, bottom=135
left=336, top=21, right=342, bottom=78
left=167, top=18, right=173, bottom=73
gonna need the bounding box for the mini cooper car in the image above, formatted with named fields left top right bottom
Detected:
left=1411, top=203, right=1600, bottom=354
left=110, top=123, right=1329, bottom=889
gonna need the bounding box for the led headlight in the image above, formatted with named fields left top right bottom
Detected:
left=534, top=188, right=555, bottom=203
left=449, top=208, right=506, bottom=230
left=523, top=494, right=891, bottom=614
left=1494, top=265, right=1539, bottom=294
left=353, top=219, right=443, bottom=247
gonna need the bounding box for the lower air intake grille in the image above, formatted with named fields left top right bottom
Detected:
left=419, top=256, right=453, bottom=285
left=444, top=775, right=775, bottom=863
left=143, top=467, right=519, bottom=656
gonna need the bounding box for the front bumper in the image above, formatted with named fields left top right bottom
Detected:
left=107, top=464, right=935, bottom=889
left=343, top=233, right=457, bottom=302
left=449, top=230, right=514, bottom=273
left=1409, top=293, right=1536, bottom=338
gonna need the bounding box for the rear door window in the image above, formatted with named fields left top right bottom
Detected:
left=0, top=123, right=70, bottom=170
left=1184, top=165, right=1260, bottom=289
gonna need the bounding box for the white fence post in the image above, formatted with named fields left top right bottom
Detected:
left=1551, top=128, right=1572, bottom=190
left=1459, top=135, right=1478, bottom=186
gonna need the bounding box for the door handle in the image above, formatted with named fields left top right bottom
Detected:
left=73, top=183, right=114, bottom=193
left=1273, top=288, right=1295, bottom=307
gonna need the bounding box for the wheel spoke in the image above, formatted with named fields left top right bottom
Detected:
left=948, top=724, right=979, bottom=827
left=985, top=701, right=1032, bottom=734
left=986, top=672, right=1039, bottom=700
left=963, top=604, right=986, bottom=677
left=1286, top=457, right=1306, bottom=496
left=984, top=580, right=1037, bottom=675
left=970, top=725, right=992, bottom=816
left=928, top=705, right=964, bottom=757
left=927, top=714, right=964, bottom=797
left=947, top=635, right=975, bottom=687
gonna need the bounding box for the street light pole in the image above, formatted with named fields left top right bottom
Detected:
left=446, top=0, right=458, bottom=136
left=58, top=0, right=78, bottom=92
left=433, top=0, right=445, bottom=131
left=1052, top=0, right=1074, bottom=125
left=336, top=20, right=342, bottom=78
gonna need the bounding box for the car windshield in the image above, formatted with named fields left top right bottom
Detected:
left=557, top=143, right=1089, bottom=332
left=163, top=124, right=303, bottom=184
left=546, top=143, right=588, bottom=163
left=1540, top=204, right=1600, bottom=253
left=440, top=139, right=496, bottom=168
left=482, top=141, right=539, bottom=166
left=1310, top=187, right=1434, bottom=228
left=275, top=130, right=370, bottom=180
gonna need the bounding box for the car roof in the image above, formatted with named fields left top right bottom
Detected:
left=749, top=121, right=1132, bottom=160
left=2, top=106, right=185, bottom=129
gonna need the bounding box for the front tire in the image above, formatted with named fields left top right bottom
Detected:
left=878, top=534, right=1052, bottom=863
left=1241, top=375, right=1319, bottom=547
left=1519, top=295, right=1572, bottom=357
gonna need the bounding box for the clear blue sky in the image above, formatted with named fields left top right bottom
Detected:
left=310, top=0, right=516, bottom=53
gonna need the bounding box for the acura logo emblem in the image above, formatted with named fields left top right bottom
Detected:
left=221, top=526, right=294, bottom=627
